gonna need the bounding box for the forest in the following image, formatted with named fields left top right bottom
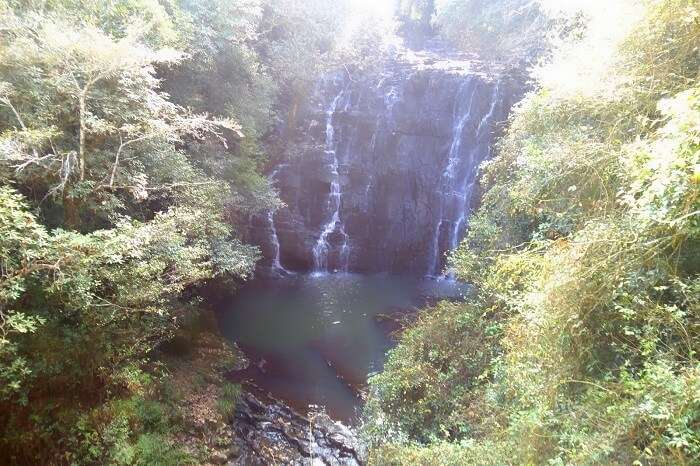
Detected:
left=0, top=0, right=698, bottom=465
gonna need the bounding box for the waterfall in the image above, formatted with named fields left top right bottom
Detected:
left=265, top=164, right=289, bottom=275
left=266, top=167, right=288, bottom=276
left=449, top=81, right=501, bottom=252
left=429, top=218, right=444, bottom=277
left=312, top=88, right=350, bottom=274
left=255, top=41, right=519, bottom=275
left=267, top=210, right=283, bottom=270
left=428, top=78, right=502, bottom=277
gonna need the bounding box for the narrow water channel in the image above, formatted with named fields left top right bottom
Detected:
left=216, top=273, right=467, bottom=422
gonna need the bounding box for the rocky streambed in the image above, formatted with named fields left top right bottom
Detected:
left=227, top=391, right=363, bottom=466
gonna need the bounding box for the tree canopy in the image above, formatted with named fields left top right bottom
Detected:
left=0, top=0, right=367, bottom=463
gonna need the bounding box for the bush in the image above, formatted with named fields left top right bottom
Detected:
left=364, top=1, right=700, bottom=464
left=217, top=383, right=242, bottom=420
left=133, top=433, right=193, bottom=466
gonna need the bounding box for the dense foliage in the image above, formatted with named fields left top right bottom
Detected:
left=3, top=0, right=698, bottom=464
left=435, top=0, right=551, bottom=62
left=364, top=0, right=700, bottom=464
left=0, top=0, right=360, bottom=463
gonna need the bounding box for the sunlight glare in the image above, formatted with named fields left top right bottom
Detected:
left=339, top=0, right=398, bottom=48
left=347, top=0, right=395, bottom=18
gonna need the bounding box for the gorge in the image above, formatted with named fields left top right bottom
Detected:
left=4, top=1, right=695, bottom=464
left=220, top=36, right=524, bottom=429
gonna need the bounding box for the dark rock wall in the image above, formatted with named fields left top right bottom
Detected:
left=251, top=46, right=522, bottom=276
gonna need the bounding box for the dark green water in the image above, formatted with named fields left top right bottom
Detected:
left=216, top=273, right=467, bottom=421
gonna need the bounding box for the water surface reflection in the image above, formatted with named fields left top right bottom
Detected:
left=216, top=273, right=467, bottom=422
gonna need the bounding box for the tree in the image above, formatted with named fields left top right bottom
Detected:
left=0, top=8, right=245, bottom=228
left=396, top=0, right=435, bottom=41
left=0, top=3, right=262, bottom=462
left=435, top=0, right=551, bottom=62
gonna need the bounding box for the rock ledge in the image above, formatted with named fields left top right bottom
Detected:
left=228, top=392, right=364, bottom=465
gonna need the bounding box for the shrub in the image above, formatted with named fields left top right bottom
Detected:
left=217, top=383, right=242, bottom=420
left=133, top=433, right=193, bottom=466
left=364, top=1, right=700, bottom=464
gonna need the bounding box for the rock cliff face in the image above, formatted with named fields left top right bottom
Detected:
left=250, top=42, right=522, bottom=276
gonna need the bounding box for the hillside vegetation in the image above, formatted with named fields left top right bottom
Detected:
left=0, top=0, right=358, bottom=463
left=364, top=0, right=700, bottom=464
left=1, top=0, right=698, bottom=464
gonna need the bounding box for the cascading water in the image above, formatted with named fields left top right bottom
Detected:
left=312, top=89, right=351, bottom=274
left=266, top=167, right=287, bottom=276
left=249, top=41, right=519, bottom=274
left=428, top=78, right=503, bottom=277
left=429, top=78, right=477, bottom=276
left=450, top=82, right=501, bottom=250
left=223, top=37, right=524, bottom=449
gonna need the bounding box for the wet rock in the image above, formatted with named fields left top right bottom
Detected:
left=249, top=42, right=524, bottom=275
left=228, top=393, right=364, bottom=465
